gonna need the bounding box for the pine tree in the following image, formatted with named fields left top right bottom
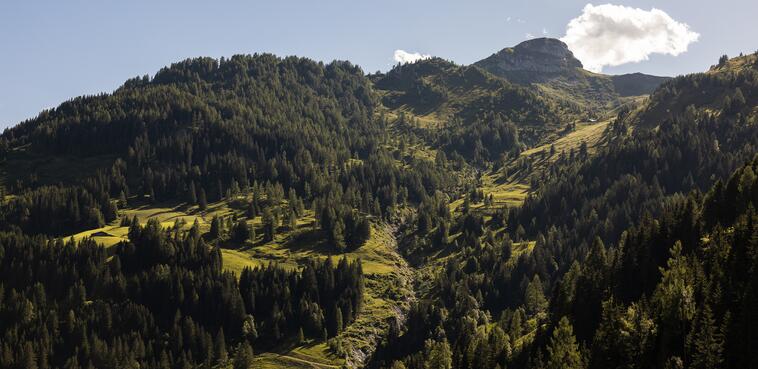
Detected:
left=288, top=209, right=297, bottom=230
left=334, top=306, right=344, bottom=334
left=247, top=200, right=257, bottom=218
left=391, top=361, right=408, bottom=369
left=689, top=304, right=723, bottom=369
left=217, top=180, right=225, bottom=201
left=188, top=181, right=197, bottom=205
left=652, top=241, right=696, bottom=324
left=546, top=317, right=585, bottom=369
left=215, top=328, right=228, bottom=363
left=733, top=88, right=746, bottom=108
left=332, top=220, right=346, bottom=252
left=232, top=220, right=251, bottom=242
left=297, top=327, right=305, bottom=344
left=198, top=188, right=208, bottom=210
left=355, top=218, right=371, bottom=246
left=128, top=216, right=141, bottom=241
left=233, top=342, right=254, bottom=369
left=262, top=208, right=276, bottom=242
left=210, top=216, right=222, bottom=239
left=525, top=275, right=548, bottom=315
left=22, top=342, right=37, bottom=369
left=118, top=190, right=128, bottom=208
left=158, top=351, right=170, bottom=369
left=190, top=219, right=201, bottom=239
left=424, top=340, right=452, bottom=369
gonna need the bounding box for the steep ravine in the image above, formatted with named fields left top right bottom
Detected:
left=342, top=221, right=418, bottom=368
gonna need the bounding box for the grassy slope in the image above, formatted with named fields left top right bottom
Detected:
left=444, top=119, right=610, bottom=216
left=246, top=222, right=414, bottom=368
left=65, top=195, right=413, bottom=369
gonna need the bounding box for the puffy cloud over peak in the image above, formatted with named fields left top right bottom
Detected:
left=561, top=3, right=699, bottom=72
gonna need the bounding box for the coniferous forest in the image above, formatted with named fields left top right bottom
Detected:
left=2, top=37, right=758, bottom=369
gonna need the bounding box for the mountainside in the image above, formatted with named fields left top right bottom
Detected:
left=1, top=42, right=757, bottom=369
left=610, top=72, right=670, bottom=96
left=475, top=38, right=670, bottom=110
left=373, top=57, right=572, bottom=127
left=0, top=53, right=457, bottom=369
left=373, top=51, right=758, bottom=369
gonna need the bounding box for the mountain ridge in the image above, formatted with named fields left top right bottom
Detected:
left=474, top=37, right=671, bottom=108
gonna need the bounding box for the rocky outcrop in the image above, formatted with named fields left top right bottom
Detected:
left=475, top=37, right=583, bottom=75
left=473, top=38, right=669, bottom=107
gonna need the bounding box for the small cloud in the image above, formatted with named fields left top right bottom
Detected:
left=561, top=3, right=699, bottom=72
left=525, top=33, right=535, bottom=39
left=542, top=28, right=549, bottom=36
left=517, top=18, right=526, bottom=24
left=506, top=16, right=512, bottom=22
left=393, top=49, right=431, bottom=64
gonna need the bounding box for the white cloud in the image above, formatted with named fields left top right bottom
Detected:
left=542, top=28, right=549, bottom=36
left=525, top=33, right=535, bottom=39
left=561, top=3, right=699, bottom=72
left=393, top=49, right=431, bottom=64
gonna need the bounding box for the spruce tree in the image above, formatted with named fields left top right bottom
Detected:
left=198, top=188, right=208, bottom=210
left=215, top=328, right=228, bottom=362
left=210, top=216, right=222, bottom=239
left=262, top=208, right=275, bottom=242
left=188, top=181, right=197, bottom=205
left=689, top=304, right=723, bottom=369
left=288, top=209, right=297, bottom=230
left=21, top=342, right=37, bottom=369
left=232, top=220, right=250, bottom=242
left=546, top=317, right=585, bottom=369
left=334, top=306, right=344, bottom=334
left=424, top=340, right=452, bottom=369
left=525, top=275, right=548, bottom=315
left=233, top=342, right=254, bottom=369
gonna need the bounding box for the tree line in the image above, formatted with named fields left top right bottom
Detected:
left=0, top=218, right=363, bottom=368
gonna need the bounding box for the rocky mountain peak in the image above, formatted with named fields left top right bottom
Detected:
left=476, top=38, right=583, bottom=74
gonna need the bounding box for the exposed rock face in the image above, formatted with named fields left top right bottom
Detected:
left=473, top=38, right=670, bottom=106
left=475, top=38, right=583, bottom=75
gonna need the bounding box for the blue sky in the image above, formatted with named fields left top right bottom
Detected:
left=1, top=0, right=756, bottom=128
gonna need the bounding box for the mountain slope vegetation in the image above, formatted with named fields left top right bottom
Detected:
left=1, top=43, right=757, bottom=369
left=371, top=52, right=758, bottom=369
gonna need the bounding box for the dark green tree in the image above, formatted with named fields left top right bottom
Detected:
left=546, top=317, right=585, bottom=369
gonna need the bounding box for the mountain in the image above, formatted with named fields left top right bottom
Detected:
left=474, top=38, right=584, bottom=81
left=371, top=57, right=580, bottom=162
left=474, top=38, right=670, bottom=109
left=376, top=51, right=758, bottom=369
left=1, top=40, right=758, bottom=369
left=0, top=54, right=455, bottom=368
left=374, top=57, right=563, bottom=124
